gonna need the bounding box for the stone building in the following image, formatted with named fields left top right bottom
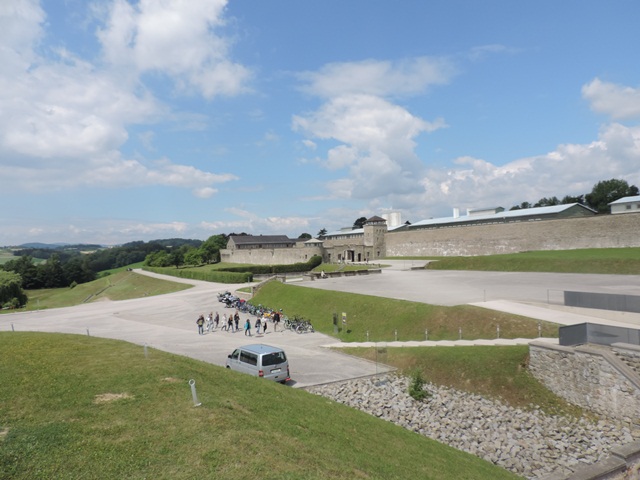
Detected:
left=220, top=204, right=640, bottom=265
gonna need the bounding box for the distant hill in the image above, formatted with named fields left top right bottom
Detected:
left=18, top=242, right=70, bottom=249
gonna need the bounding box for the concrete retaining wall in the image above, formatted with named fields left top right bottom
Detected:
left=529, top=342, right=640, bottom=425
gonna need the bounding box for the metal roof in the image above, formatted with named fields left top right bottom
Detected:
left=229, top=235, right=294, bottom=245
left=609, top=195, right=640, bottom=205
left=409, top=203, right=595, bottom=228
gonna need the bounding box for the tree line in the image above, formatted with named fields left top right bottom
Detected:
left=509, top=178, right=638, bottom=214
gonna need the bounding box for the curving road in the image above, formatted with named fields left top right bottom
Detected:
left=3, top=263, right=640, bottom=387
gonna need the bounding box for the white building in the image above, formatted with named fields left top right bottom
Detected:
left=609, top=196, right=640, bottom=214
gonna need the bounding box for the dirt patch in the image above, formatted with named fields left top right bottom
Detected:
left=162, top=377, right=181, bottom=383
left=0, top=427, right=9, bottom=441
left=94, top=392, right=133, bottom=404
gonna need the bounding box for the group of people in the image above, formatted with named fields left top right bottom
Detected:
left=196, top=309, right=281, bottom=336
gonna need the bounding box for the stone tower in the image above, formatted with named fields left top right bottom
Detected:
left=363, top=216, right=387, bottom=259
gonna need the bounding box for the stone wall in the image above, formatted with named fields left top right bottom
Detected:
left=529, top=342, right=640, bottom=426
left=386, top=214, right=640, bottom=257
left=219, top=245, right=323, bottom=264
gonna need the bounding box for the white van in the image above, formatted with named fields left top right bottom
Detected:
left=226, top=344, right=290, bottom=384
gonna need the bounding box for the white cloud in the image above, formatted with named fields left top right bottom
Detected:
left=199, top=210, right=311, bottom=235
left=582, top=78, right=640, bottom=120
left=97, top=0, right=252, bottom=98
left=298, top=57, right=456, bottom=99
left=0, top=0, right=246, bottom=196
left=293, top=93, right=446, bottom=198
left=408, top=122, right=640, bottom=219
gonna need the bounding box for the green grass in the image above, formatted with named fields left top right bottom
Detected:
left=0, top=332, right=519, bottom=480
left=341, top=345, right=585, bottom=418
left=251, top=281, right=557, bottom=342
left=19, top=271, right=191, bottom=311
left=421, top=247, right=640, bottom=274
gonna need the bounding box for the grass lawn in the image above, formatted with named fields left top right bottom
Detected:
left=19, top=271, right=191, bottom=311
left=341, top=345, right=585, bottom=418
left=420, top=247, right=640, bottom=274
left=251, top=281, right=557, bottom=342
left=0, top=332, right=519, bottom=480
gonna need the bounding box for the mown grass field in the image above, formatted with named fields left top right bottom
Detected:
left=0, top=333, right=520, bottom=480
left=251, top=281, right=558, bottom=342
left=420, top=247, right=640, bottom=274
left=20, top=270, right=191, bottom=311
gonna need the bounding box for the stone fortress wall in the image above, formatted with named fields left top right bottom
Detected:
left=385, top=213, right=640, bottom=257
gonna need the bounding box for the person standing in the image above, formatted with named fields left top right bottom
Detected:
left=244, top=318, right=251, bottom=336
left=273, top=311, right=280, bottom=332
left=227, top=314, right=234, bottom=332
left=221, top=313, right=228, bottom=331
left=214, top=312, right=220, bottom=329
left=196, top=314, right=205, bottom=335
left=234, top=312, right=240, bottom=332
left=255, top=317, right=262, bottom=334
left=262, top=319, right=268, bottom=335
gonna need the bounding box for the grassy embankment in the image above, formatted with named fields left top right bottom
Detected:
left=22, top=269, right=191, bottom=311
left=0, top=332, right=519, bottom=480
left=417, top=247, right=640, bottom=274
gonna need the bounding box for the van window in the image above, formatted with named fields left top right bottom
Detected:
left=240, top=351, right=258, bottom=366
left=230, top=349, right=240, bottom=360
left=262, top=351, right=286, bottom=366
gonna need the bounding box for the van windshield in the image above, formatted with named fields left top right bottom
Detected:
left=262, top=351, right=286, bottom=366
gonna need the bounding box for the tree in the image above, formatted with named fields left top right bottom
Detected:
left=37, top=254, right=66, bottom=288
left=3, top=255, right=40, bottom=289
left=200, top=234, right=228, bottom=263
left=534, top=196, right=560, bottom=208
left=353, top=217, right=367, bottom=229
left=0, top=271, right=27, bottom=308
left=184, top=248, right=203, bottom=266
left=317, top=228, right=327, bottom=237
left=298, top=233, right=312, bottom=240
left=560, top=194, right=584, bottom=205
left=510, top=202, right=532, bottom=211
left=585, top=178, right=639, bottom=213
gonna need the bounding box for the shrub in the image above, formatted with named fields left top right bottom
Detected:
left=408, top=370, right=429, bottom=401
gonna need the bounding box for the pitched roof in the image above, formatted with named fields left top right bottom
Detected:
left=409, top=203, right=596, bottom=228
left=609, top=195, right=640, bottom=205
left=229, top=235, right=294, bottom=245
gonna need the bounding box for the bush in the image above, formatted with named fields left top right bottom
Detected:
left=142, top=266, right=252, bottom=283
left=408, top=370, right=429, bottom=401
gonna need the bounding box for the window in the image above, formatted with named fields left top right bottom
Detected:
left=240, top=351, right=258, bottom=366
left=262, top=352, right=286, bottom=366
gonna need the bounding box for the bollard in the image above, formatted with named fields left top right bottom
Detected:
left=538, top=322, right=541, bottom=338
left=497, top=325, right=500, bottom=339
left=366, top=330, right=369, bottom=342
left=189, top=379, right=201, bottom=407
left=459, top=327, right=462, bottom=340
left=86, top=328, right=90, bottom=337
left=11, top=323, right=14, bottom=332
left=394, top=329, right=397, bottom=341
left=425, top=329, right=428, bottom=341
left=144, top=343, right=148, bottom=358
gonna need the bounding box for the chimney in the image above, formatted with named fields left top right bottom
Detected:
left=453, top=207, right=459, bottom=218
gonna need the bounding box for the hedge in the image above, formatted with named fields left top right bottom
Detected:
left=142, top=267, right=252, bottom=283
left=217, top=255, right=323, bottom=274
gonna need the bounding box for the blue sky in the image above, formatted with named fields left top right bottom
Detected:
left=1, top=0, right=640, bottom=246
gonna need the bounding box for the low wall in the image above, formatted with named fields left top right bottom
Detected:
left=386, top=214, right=640, bottom=256
left=529, top=342, right=640, bottom=425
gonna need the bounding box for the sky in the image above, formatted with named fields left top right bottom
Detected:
left=1, top=0, right=640, bottom=246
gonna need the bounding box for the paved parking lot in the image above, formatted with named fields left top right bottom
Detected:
left=3, top=263, right=639, bottom=387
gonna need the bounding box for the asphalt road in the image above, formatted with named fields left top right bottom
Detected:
left=3, top=263, right=640, bottom=387
left=0, top=271, right=391, bottom=388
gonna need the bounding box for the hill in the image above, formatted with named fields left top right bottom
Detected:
left=0, top=333, right=518, bottom=480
